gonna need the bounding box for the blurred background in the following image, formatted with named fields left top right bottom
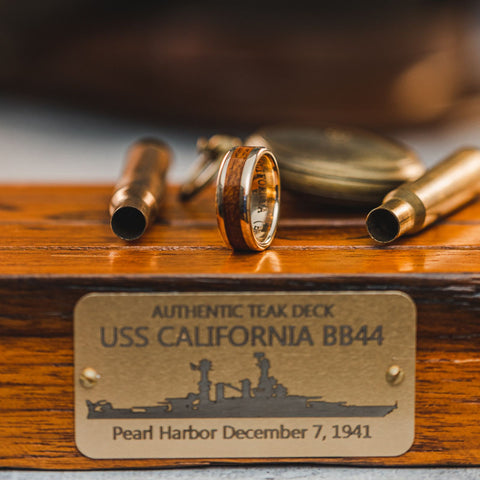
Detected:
left=0, top=0, right=480, bottom=181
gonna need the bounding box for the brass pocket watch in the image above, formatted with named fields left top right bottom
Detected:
left=180, top=126, right=424, bottom=207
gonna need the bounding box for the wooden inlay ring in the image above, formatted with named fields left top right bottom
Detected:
left=216, top=146, right=280, bottom=251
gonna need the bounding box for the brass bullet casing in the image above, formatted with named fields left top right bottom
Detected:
left=110, top=138, right=171, bottom=240
left=367, top=147, right=480, bottom=243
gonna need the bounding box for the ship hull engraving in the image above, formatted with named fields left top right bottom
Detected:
left=87, top=353, right=397, bottom=419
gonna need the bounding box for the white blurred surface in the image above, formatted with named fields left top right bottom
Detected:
left=1, top=96, right=480, bottom=184
left=0, top=97, right=203, bottom=183
left=1, top=467, right=479, bottom=480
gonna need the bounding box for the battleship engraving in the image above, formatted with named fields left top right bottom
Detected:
left=87, top=353, right=397, bottom=419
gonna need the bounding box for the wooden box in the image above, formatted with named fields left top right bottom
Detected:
left=1, top=185, right=479, bottom=469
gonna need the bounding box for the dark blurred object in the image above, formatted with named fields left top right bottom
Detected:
left=0, top=1, right=478, bottom=128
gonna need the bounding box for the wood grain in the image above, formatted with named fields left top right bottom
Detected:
left=0, top=185, right=479, bottom=469
left=220, top=147, right=255, bottom=250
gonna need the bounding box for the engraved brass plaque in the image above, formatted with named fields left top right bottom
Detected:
left=74, top=292, right=416, bottom=459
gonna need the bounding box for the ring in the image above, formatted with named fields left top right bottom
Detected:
left=216, top=146, right=281, bottom=251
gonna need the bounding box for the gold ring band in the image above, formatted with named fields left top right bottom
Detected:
left=216, top=146, right=280, bottom=251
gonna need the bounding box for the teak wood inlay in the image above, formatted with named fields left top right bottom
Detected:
left=0, top=184, right=479, bottom=469
left=221, top=147, right=254, bottom=250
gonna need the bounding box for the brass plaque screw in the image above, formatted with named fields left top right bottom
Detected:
left=80, top=367, right=100, bottom=388
left=386, top=365, right=404, bottom=386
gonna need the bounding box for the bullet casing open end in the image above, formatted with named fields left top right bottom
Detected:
left=366, top=198, right=417, bottom=244
left=110, top=204, right=148, bottom=241
left=366, top=208, right=400, bottom=244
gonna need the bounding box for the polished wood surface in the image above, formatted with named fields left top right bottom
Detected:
left=0, top=185, right=479, bottom=469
